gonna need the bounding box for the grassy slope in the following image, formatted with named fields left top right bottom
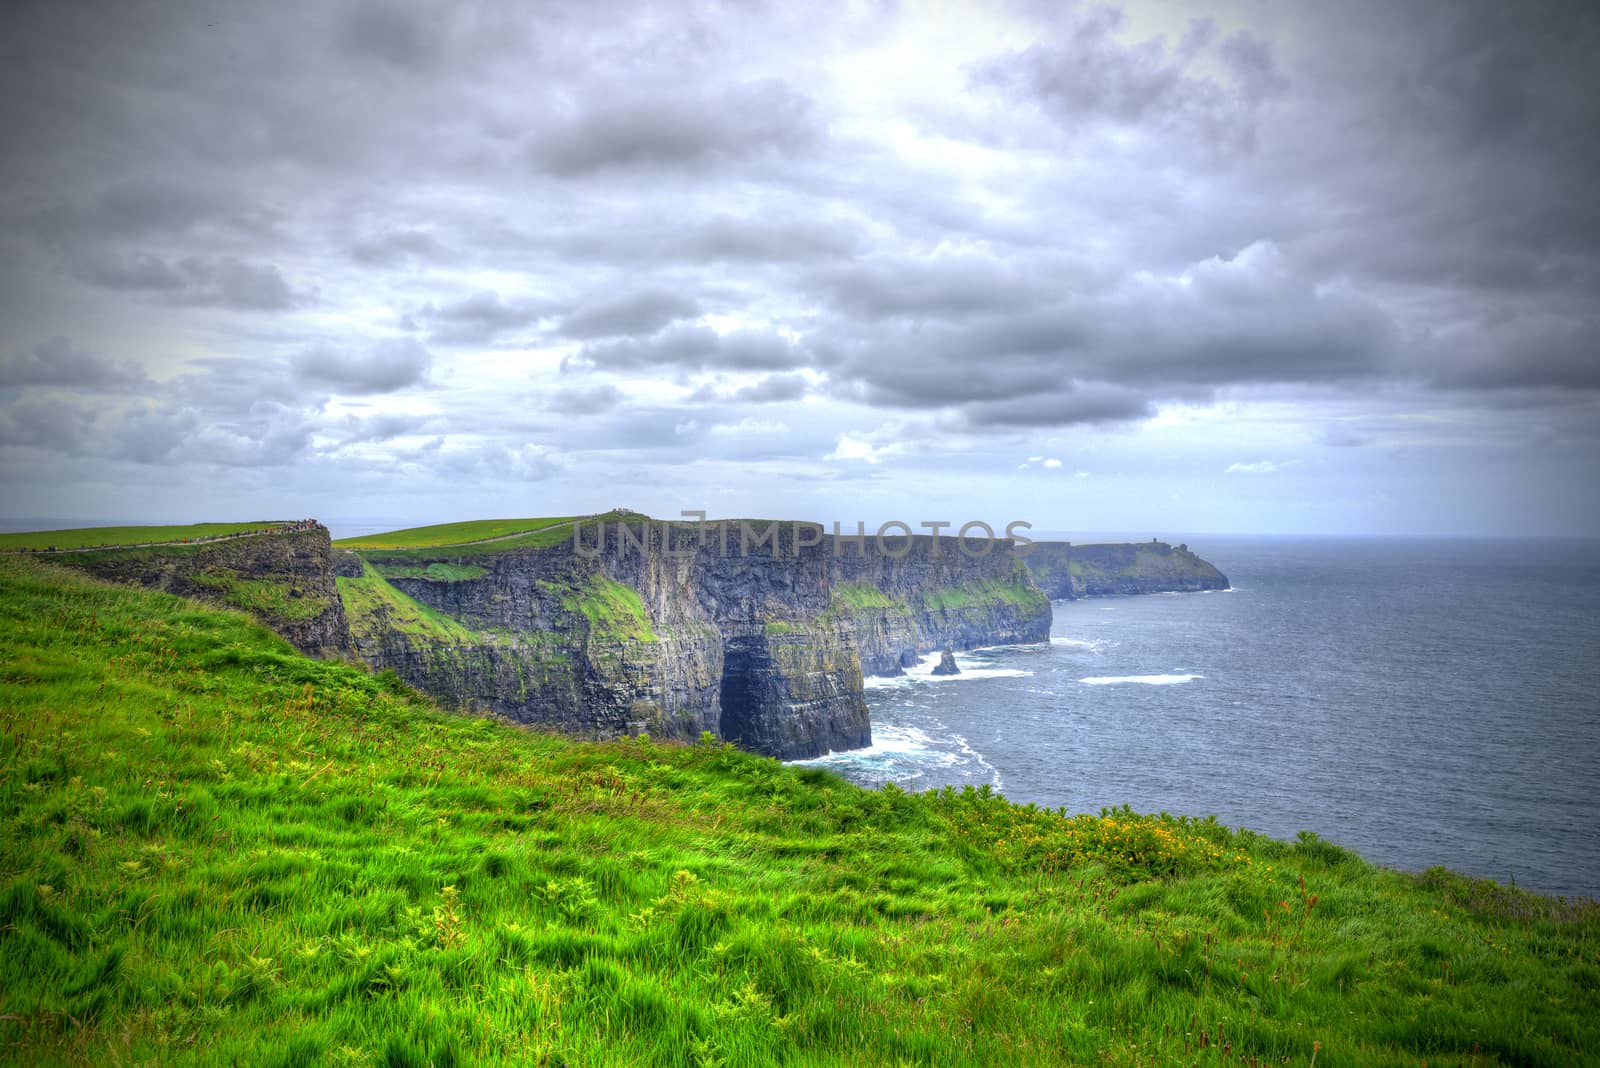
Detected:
left=334, top=518, right=579, bottom=551
left=336, top=562, right=487, bottom=644
left=2, top=559, right=1597, bottom=1067
left=0, top=523, right=284, bottom=552
left=347, top=512, right=648, bottom=563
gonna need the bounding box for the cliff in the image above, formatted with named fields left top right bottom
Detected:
left=1024, top=540, right=1229, bottom=599
left=337, top=516, right=1050, bottom=759
left=47, top=525, right=351, bottom=657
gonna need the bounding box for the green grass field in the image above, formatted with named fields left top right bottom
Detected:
left=2, top=558, right=1597, bottom=1065
left=334, top=517, right=581, bottom=551
left=0, top=523, right=284, bottom=552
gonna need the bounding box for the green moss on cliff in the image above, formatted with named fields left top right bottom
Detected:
left=561, top=574, right=656, bottom=644
left=372, top=562, right=489, bottom=582
left=188, top=568, right=331, bottom=623
left=832, top=582, right=901, bottom=610
left=921, top=578, right=1048, bottom=613
left=337, top=562, right=482, bottom=644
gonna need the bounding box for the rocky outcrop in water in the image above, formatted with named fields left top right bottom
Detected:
left=1023, top=540, right=1228, bottom=599
left=339, top=517, right=1050, bottom=759
left=932, top=648, right=960, bottom=676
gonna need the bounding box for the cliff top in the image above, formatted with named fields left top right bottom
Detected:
left=0, top=520, right=297, bottom=552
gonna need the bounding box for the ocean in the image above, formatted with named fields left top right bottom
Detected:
left=794, top=536, right=1600, bottom=899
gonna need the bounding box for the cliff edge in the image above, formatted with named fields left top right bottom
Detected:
left=1024, top=540, right=1229, bottom=599
left=336, top=515, right=1051, bottom=759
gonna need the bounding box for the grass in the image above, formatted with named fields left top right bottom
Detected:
left=371, top=563, right=490, bottom=582
left=350, top=512, right=649, bottom=563
left=560, top=575, right=657, bottom=644
left=921, top=578, right=1049, bottom=614
left=187, top=569, right=332, bottom=624
left=336, top=562, right=486, bottom=644
left=0, top=523, right=284, bottom=552
left=3, top=557, right=1598, bottom=1066
left=333, top=518, right=579, bottom=550
left=830, top=582, right=902, bottom=611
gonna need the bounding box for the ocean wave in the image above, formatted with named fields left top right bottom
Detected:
left=1078, top=673, right=1204, bottom=686
left=1051, top=636, right=1109, bottom=651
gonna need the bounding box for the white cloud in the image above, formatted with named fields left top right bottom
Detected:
left=1225, top=459, right=1300, bottom=474
left=825, top=434, right=905, bottom=464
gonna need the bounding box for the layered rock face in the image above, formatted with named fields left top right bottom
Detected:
left=54, top=527, right=351, bottom=657
left=1024, top=540, right=1229, bottom=599
left=338, top=519, right=1049, bottom=759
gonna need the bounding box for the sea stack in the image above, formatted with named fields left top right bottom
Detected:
left=931, top=647, right=960, bottom=676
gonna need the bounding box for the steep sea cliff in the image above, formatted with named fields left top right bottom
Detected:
left=23, top=517, right=1231, bottom=761
left=338, top=519, right=1050, bottom=759
left=1024, top=539, right=1229, bottom=599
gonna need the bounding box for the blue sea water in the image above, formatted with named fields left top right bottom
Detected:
left=795, top=537, right=1600, bottom=899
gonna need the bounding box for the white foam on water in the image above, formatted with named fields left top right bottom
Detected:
left=951, top=731, right=1005, bottom=792
left=899, top=649, right=1032, bottom=682
left=787, top=723, right=957, bottom=771
left=1051, top=636, right=1109, bottom=651
left=1078, top=673, right=1204, bottom=686
left=863, top=673, right=912, bottom=690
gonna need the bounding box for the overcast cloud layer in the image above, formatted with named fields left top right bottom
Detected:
left=2, top=0, right=1597, bottom=535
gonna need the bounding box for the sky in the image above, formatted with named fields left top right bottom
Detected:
left=1, top=0, right=1597, bottom=537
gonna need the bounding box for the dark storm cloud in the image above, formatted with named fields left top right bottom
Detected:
left=811, top=241, right=1394, bottom=413
left=0, top=337, right=148, bottom=390
left=1428, top=315, right=1600, bottom=393
left=350, top=229, right=447, bottom=266
left=2, top=0, right=1599, bottom=530
left=66, top=251, right=186, bottom=293
left=529, top=79, right=819, bottom=176
left=111, top=405, right=202, bottom=464
left=575, top=324, right=805, bottom=372
left=414, top=292, right=551, bottom=345
left=169, top=356, right=309, bottom=413
left=974, top=7, right=1286, bottom=155
left=544, top=383, right=623, bottom=415
left=168, top=258, right=301, bottom=310
left=555, top=291, right=701, bottom=340
left=734, top=373, right=809, bottom=404
left=336, top=2, right=447, bottom=71
left=67, top=252, right=301, bottom=310
left=810, top=252, right=1050, bottom=320
left=23, top=179, right=281, bottom=245
left=293, top=338, right=432, bottom=394
left=685, top=372, right=811, bottom=405
left=0, top=395, right=96, bottom=453
left=336, top=411, right=428, bottom=445
left=550, top=213, right=863, bottom=266
left=959, top=386, right=1155, bottom=428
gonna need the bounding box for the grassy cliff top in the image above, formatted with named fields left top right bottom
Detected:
left=333, top=516, right=580, bottom=550
left=337, top=511, right=658, bottom=555
left=2, top=558, right=1596, bottom=1065
left=0, top=522, right=288, bottom=551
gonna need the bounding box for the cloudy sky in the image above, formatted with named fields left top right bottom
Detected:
left=2, top=0, right=1597, bottom=536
